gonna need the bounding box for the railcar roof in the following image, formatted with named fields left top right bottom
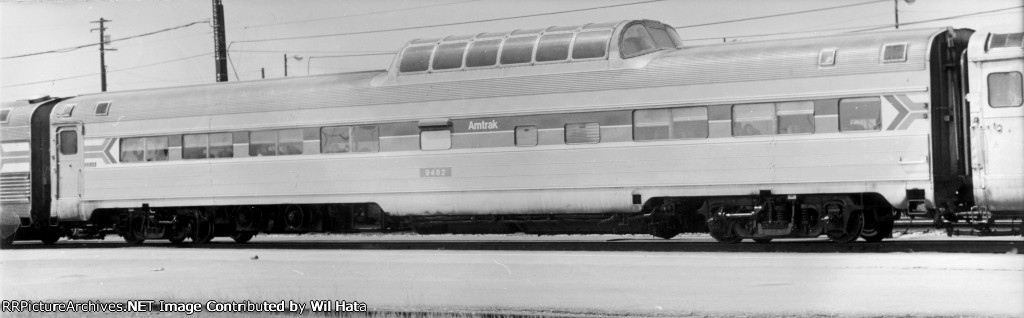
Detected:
left=1, top=97, right=58, bottom=143
left=48, top=24, right=951, bottom=128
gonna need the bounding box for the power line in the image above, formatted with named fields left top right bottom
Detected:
left=231, top=50, right=395, bottom=54
left=682, top=6, right=1023, bottom=42
left=675, top=0, right=887, bottom=29
left=850, top=5, right=1024, bottom=32
left=234, top=0, right=666, bottom=44
left=2, top=52, right=212, bottom=88
left=241, top=0, right=484, bottom=29
left=2, top=19, right=209, bottom=60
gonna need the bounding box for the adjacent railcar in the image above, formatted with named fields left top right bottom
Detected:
left=1, top=19, right=1021, bottom=245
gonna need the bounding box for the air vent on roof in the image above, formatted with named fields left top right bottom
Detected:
left=60, top=104, right=75, bottom=117
left=818, top=48, right=836, bottom=67
left=989, top=32, right=1024, bottom=49
left=95, top=102, right=111, bottom=116
left=0, top=109, right=11, bottom=124
left=881, top=43, right=907, bottom=63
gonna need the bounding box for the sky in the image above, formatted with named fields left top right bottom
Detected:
left=1, top=0, right=1021, bottom=101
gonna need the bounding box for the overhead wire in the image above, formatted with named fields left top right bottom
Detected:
left=233, top=0, right=666, bottom=43
left=1, top=19, right=210, bottom=60
left=241, top=0, right=484, bottom=29
left=2, top=52, right=212, bottom=88
left=675, top=0, right=888, bottom=29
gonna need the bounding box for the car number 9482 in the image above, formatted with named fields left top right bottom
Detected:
left=420, top=167, right=452, bottom=177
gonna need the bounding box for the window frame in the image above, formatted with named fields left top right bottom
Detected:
left=838, top=97, right=883, bottom=132
left=399, top=44, right=436, bottom=73
left=0, top=109, right=11, bottom=124
left=58, top=130, right=78, bottom=155
left=94, top=101, right=111, bottom=116
left=514, top=125, right=538, bottom=147
left=619, top=23, right=659, bottom=59
left=183, top=132, right=233, bottom=160
left=987, top=71, right=1024, bottom=108
left=632, top=106, right=709, bottom=141
left=571, top=30, right=611, bottom=60
left=732, top=103, right=777, bottom=137
left=564, top=122, right=600, bottom=144
left=499, top=35, right=539, bottom=66
left=465, top=38, right=502, bottom=68
left=431, top=42, right=469, bottom=71
left=119, top=136, right=169, bottom=163
left=534, top=33, right=574, bottom=63
left=420, top=129, right=452, bottom=151
left=880, top=42, right=908, bottom=64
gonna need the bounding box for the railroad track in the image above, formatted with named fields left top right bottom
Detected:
left=6, top=237, right=1022, bottom=254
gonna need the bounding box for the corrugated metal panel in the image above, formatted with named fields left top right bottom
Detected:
left=0, top=172, right=31, bottom=203
left=57, top=28, right=939, bottom=126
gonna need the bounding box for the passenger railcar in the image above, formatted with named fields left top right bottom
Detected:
left=1, top=19, right=1021, bottom=245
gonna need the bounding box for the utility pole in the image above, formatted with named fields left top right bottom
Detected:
left=284, top=54, right=288, bottom=77
left=90, top=18, right=113, bottom=92
left=261, top=68, right=265, bottom=79
left=212, top=0, right=228, bottom=82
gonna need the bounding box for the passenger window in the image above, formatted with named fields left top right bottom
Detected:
left=565, top=122, right=599, bottom=144
left=535, top=33, right=572, bottom=62
left=120, top=137, right=145, bottom=162
left=466, top=39, right=501, bottom=67
left=183, top=134, right=209, bottom=159
left=670, top=107, right=709, bottom=139
left=839, top=97, right=882, bottom=131
left=620, top=24, right=656, bottom=58
left=277, top=129, right=304, bottom=155
left=634, top=107, right=708, bottom=140
left=183, top=133, right=233, bottom=159
left=572, top=31, right=610, bottom=59
left=421, top=130, right=452, bottom=150
left=432, top=42, right=467, bottom=70
left=0, top=109, right=10, bottom=123
left=647, top=27, right=675, bottom=49
left=119, top=136, right=167, bottom=162
left=500, top=36, right=537, bottom=65
left=58, top=130, right=77, bottom=155
left=776, top=101, right=814, bottom=134
left=144, top=137, right=168, bottom=162
left=733, top=104, right=776, bottom=136
left=399, top=45, right=434, bottom=73
left=351, top=125, right=380, bottom=152
left=515, top=126, right=538, bottom=147
left=321, top=126, right=352, bottom=153
left=988, top=72, right=1023, bottom=107
left=208, top=133, right=234, bottom=158
left=634, top=109, right=671, bottom=140
left=322, top=125, right=380, bottom=153
left=250, top=130, right=277, bottom=156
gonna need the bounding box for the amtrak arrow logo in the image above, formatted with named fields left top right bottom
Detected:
left=885, top=95, right=928, bottom=130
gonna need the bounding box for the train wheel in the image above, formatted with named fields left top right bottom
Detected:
left=189, top=212, right=215, bottom=244
left=709, top=222, right=742, bottom=244
left=40, top=231, right=61, bottom=245
left=231, top=232, right=255, bottom=243
left=650, top=203, right=682, bottom=239
left=860, top=219, right=893, bottom=243
left=122, top=215, right=147, bottom=245
left=283, top=205, right=304, bottom=229
left=1, top=233, right=14, bottom=249
left=752, top=238, right=773, bottom=243
left=828, top=211, right=863, bottom=243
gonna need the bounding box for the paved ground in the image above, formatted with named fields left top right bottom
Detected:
left=2, top=245, right=1022, bottom=317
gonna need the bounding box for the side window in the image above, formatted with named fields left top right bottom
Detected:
left=647, top=27, right=675, bottom=49
left=988, top=72, right=1023, bottom=107
left=208, top=133, right=234, bottom=158
left=776, top=101, right=814, bottom=134
left=250, top=130, right=278, bottom=156
left=515, top=126, right=537, bottom=147
left=500, top=36, right=537, bottom=65
left=0, top=109, right=10, bottom=123
left=839, top=97, right=882, bottom=131
left=620, top=24, right=656, bottom=58
left=633, top=107, right=709, bottom=141
left=399, top=45, right=434, bottom=73
left=120, top=137, right=145, bottom=162
left=144, top=137, right=168, bottom=162
left=321, top=126, right=352, bottom=153
left=670, top=107, right=709, bottom=139
left=565, top=122, right=599, bottom=144
left=733, top=103, right=775, bottom=136
left=277, top=129, right=304, bottom=155
left=183, top=134, right=209, bottom=159
left=535, top=33, right=572, bottom=62
left=421, top=130, right=452, bottom=150
left=351, top=125, right=380, bottom=152
left=432, top=42, right=467, bottom=70
left=322, top=125, right=379, bottom=153
left=119, top=136, right=167, bottom=162
left=184, top=133, right=233, bottom=159
left=466, top=39, right=501, bottom=67
left=633, top=109, right=670, bottom=140
left=572, top=31, right=610, bottom=59
left=58, top=130, right=78, bottom=155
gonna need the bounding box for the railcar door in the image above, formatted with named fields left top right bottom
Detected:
left=54, top=125, right=83, bottom=217
left=971, top=49, right=1024, bottom=212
